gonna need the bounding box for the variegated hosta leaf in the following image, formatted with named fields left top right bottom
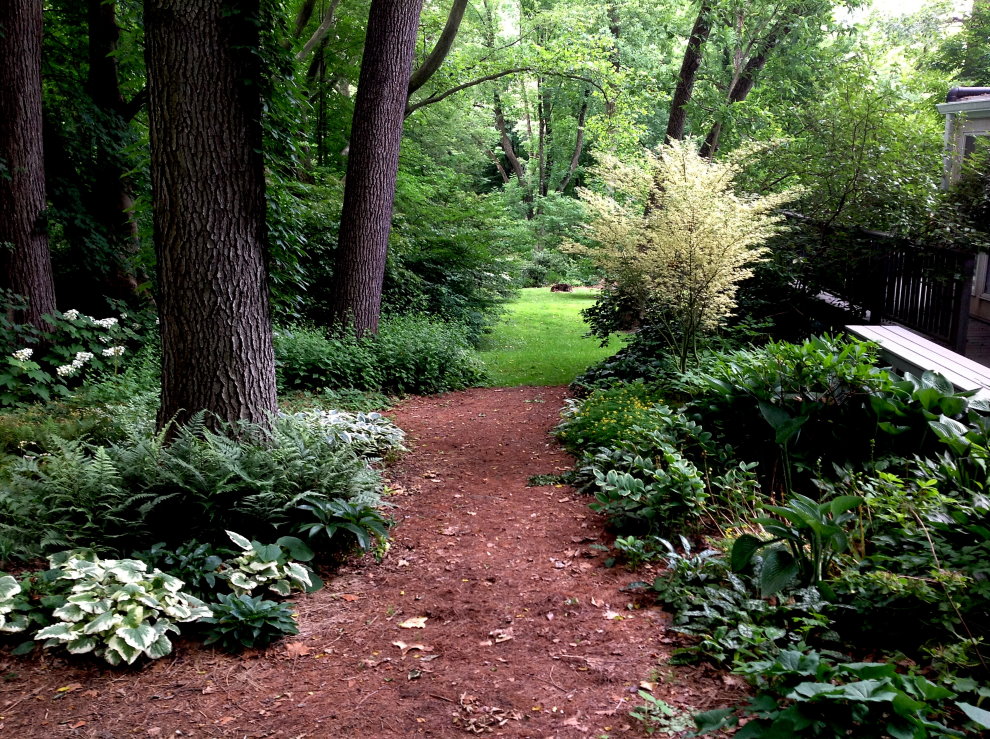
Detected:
left=0, top=613, right=29, bottom=633
left=35, top=622, right=77, bottom=641
left=82, top=609, right=124, bottom=635
left=284, top=562, right=313, bottom=588
left=0, top=575, right=21, bottom=601
left=118, top=623, right=157, bottom=650
left=146, top=633, right=173, bottom=660
left=269, top=579, right=291, bottom=596
left=106, top=634, right=141, bottom=665
left=67, top=636, right=99, bottom=654
left=226, top=530, right=252, bottom=550
left=52, top=602, right=88, bottom=622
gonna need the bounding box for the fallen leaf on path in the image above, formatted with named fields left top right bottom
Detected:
left=561, top=715, right=587, bottom=730
left=392, top=640, right=432, bottom=656
left=285, top=642, right=312, bottom=658
left=398, top=616, right=428, bottom=629
left=55, top=683, right=82, bottom=694
left=489, top=628, right=514, bottom=644
left=639, top=681, right=656, bottom=692
left=339, top=593, right=360, bottom=602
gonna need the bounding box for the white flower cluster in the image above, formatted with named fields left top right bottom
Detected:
left=63, top=309, right=81, bottom=321
left=11, top=348, right=33, bottom=362
left=56, top=351, right=96, bottom=378
left=102, top=346, right=125, bottom=357
left=92, top=317, right=118, bottom=329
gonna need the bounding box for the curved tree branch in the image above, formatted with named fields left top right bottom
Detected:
left=405, top=67, right=609, bottom=117
left=408, top=0, right=469, bottom=96
left=296, top=0, right=342, bottom=61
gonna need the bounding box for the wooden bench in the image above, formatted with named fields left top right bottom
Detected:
left=846, top=324, right=990, bottom=397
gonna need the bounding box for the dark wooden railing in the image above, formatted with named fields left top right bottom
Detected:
left=784, top=214, right=975, bottom=352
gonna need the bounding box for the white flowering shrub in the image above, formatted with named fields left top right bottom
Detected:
left=0, top=303, right=138, bottom=407
left=34, top=552, right=212, bottom=666
left=567, top=139, right=799, bottom=370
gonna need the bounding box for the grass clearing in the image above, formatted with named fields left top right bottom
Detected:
left=479, top=288, right=626, bottom=386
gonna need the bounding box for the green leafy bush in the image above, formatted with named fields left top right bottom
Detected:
left=201, top=593, right=299, bottom=652
left=0, top=412, right=388, bottom=559
left=274, top=315, right=487, bottom=396
left=695, top=648, right=989, bottom=738
left=132, top=541, right=229, bottom=601
left=646, top=540, right=835, bottom=665
left=295, top=496, right=391, bottom=552
left=732, top=494, right=863, bottom=596
left=33, top=552, right=211, bottom=666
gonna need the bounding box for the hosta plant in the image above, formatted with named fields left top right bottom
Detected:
left=202, top=593, right=299, bottom=652
left=294, top=496, right=391, bottom=552
left=221, top=531, right=322, bottom=596
left=0, top=575, right=25, bottom=632
left=33, top=552, right=211, bottom=665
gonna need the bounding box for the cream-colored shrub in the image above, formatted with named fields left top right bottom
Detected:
left=568, top=139, right=799, bottom=369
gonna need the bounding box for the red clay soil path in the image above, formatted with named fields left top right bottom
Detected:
left=0, top=386, right=739, bottom=738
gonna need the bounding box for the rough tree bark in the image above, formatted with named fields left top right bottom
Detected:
left=328, top=0, right=425, bottom=335
left=665, top=1, right=712, bottom=143
left=145, top=0, right=278, bottom=432
left=0, top=0, right=58, bottom=328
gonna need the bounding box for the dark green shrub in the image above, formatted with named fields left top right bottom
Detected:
left=131, top=541, right=230, bottom=601
left=274, top=316, right=487, bottom=396
left=295, top=496, right=391, bottom=553
left=371, top=314, right=487, bottom=394
left=201, top=593, right=298, bottom=652
left=695, top=648, right=988, bottom=738
left=274, top=325, right=382, bottom=392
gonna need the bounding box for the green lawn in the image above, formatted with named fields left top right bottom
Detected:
left=479, top=288, right=626, bottom=386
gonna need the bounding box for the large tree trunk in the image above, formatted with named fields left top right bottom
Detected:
left=0, top=0, right=57, bottom=329
left=328, top=0, right=424, bottom=335
left=664, top=1, right=711, bottom=143
left=145, top=0, right=278, bottom=432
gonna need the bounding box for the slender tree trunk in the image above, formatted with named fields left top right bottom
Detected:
left=699, top=25, right=787, bottom=159
left=665, top=1, right=711, bottom=143
left=558, top=87, right=590, bottom=192
left=85, top=0, right=142, bottom=301
left=0, top=0, right=57, bottom=329
left=145, top=0, right=277, bottom=432
left=296, top=0, right=341, bottom=61
left=329, top=0, right=425, bottom=335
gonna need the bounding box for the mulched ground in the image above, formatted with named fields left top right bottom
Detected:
left=0, top=386, right=743, bottom=737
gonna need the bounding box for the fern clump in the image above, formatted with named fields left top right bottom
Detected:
left=0, top=411, right=401, bottom=560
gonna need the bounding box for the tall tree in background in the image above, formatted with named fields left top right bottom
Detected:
left=0, top=0, right=58, bottom=329
left=328, top=0, right=425, bottom=334
left=665, top=1, right=712, bottom=143
left=145, top=0, right=278, bottom=431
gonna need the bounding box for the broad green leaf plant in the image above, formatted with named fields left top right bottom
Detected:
left=221, top=530, right=321, bottom=596
left=33, top=552, right=211, bottom=666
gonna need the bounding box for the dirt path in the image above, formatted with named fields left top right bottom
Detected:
left=0, top=387, right=735, bottom=737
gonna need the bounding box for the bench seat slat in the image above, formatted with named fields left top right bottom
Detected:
left=846, top=325, right=990, bottom=393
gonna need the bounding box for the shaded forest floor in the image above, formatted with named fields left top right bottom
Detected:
left=0, top=386, right=742, bottom=737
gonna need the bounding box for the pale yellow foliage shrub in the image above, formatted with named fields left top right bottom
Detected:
left=567, top=139, right=799, bottom=369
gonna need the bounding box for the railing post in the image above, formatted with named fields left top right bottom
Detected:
left=952, top=254, right=975, bottom=354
